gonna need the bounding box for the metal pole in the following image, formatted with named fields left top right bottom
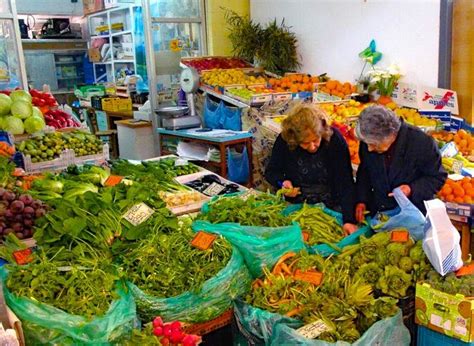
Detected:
left=10, top=0, right=28, bottom=89
left=142, top=0, right=161, bottom=155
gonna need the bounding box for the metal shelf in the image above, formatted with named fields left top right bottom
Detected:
left=199, top=87, right=249, bottom=108
left=111, top=30, right=132, bottom=37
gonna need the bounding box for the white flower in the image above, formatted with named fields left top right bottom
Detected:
left=371, top=76, right=381, bottom=83
left=382, top=73, right=391, bottom=79
left=387, top=64, right=402, bottom=76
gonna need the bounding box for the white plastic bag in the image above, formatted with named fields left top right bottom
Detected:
left=422, top=199, right=463, bottom=276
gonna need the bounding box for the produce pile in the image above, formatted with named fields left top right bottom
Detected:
left=317, top=79, right=356, bottom=98
left=246, top=231, right=431, bottom=343
left=155, top=157, right=200, bottom=177
left=432, top=129, right=474, bottom=156
left=198, top=192, right=289, bottom=227
left=319, top=100, right=367, bottom=122
left=118, top=218, right=232, bottom=317
left=424, top=270, right=473, bottom=296
left=268, top=74, right=320, bottom=93
left=43, top=109, right=81, bottom=129
left=394, top=107, right=438, bottom=127
left=201, top=69, right=267, bottom=87
left=182, top=57, right=251, bottom=72
left=288, top=203, right=344, bottom=246
left=438, top=177, right=474, bottom=204
left=0, top=89, right=46, bottom=135
left=0, top=141, right=15, bottom=158
left=332, top=121, right=360, bottom=165
left=18, top=131, right=103, bottom=162
left=0, top=189, right=47, bottom=241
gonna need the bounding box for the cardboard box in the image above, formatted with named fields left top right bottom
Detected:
left=415, top=282, right=474, bottom=342
left=88, top=48, right=101, bottom=63
left=83, top=0, right=104, bottom=15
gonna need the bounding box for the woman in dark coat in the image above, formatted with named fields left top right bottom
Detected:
left=265, top=103, right=358, bottom=234
left=355, top=105, right=447, bottom=222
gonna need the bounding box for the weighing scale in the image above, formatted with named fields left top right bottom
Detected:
left=160, top=68, right=202, bottom=130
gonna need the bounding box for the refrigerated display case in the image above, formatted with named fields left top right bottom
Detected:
left=142, top=0, right=207, bottom=151
left=0, top=0, right=27, bottom=90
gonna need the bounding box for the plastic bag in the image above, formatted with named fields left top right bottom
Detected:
left=128, top=247, right=252, bottom=323
left=192, top=220, right=305, bottom=278
left=282, top=204, right=373, bottom=257
left=203, top=96, right=222, bottom=129
left=422, top=199, right=463, bottom=276
left=234, top=301, right=410, bottom=346
left=227, top=147, right=250, bottom=183
left=0, top=268, right=137, bottom=345
left=370, top=187, right=425, bottom=240
left=220, top=103, right=242, bottom=131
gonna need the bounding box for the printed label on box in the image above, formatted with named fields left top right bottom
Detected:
left=417, top=86, right=459, bottom=115
left=123, top=202, right=155, bottom=226
left=297, top=320, right=331, bottom=339
left=191, top=231, right=217, bottom=250
left=455, top=317, right=467, bottom=336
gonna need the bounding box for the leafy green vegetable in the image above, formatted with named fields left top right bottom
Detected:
left=377, top=265, right=412, bottom=298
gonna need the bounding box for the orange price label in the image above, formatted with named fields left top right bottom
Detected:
left=302, top=231, right=310, bottom=243
left=391, top=230, right=409, bottom=243
left=456, top=263, right=474, bottom=277
left=191, top=231, right=217, bottom=250
left=105, top=175, right=124, bottom=187
left=294, top=269, right=323, bottom=286
left=12, top=248, right=34, bottom=265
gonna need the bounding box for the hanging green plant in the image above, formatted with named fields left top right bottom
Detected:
left=223, top=9, right=301, bottom=74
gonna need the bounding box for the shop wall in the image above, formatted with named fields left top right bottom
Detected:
left=15, top=0, right=84, bottom=16
left=250, top=0, right=440, bottom=87
left=206, top=0, right=250, bottom=56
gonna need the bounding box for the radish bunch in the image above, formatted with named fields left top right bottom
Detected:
left=30, top=89, right=58, bottom=108
left=0, top=188, right=47, bottom=241
left=152, top=317, right=201, bottom=346
left=44, top=109, right=80, bottom=129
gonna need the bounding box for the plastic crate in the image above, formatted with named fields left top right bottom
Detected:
left=22, top=150, right=74, bottom=174
left=101, top=97, right=132, bottom=112
left=418, top=326, right=474, bottom=346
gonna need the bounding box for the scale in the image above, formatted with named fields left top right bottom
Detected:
left=160, top=68, right=202, bottom=130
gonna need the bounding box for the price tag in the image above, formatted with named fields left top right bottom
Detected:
left=123, top=203, right=155, bottom=226
left=391, top=229, right=409, bottom=243
left=294, top=269, right=323, bottom=285
left=239, top=189, right=259, bottom=201
left=105, top=175, right=124, bottom=187
left=12, top=248, right=34, bottom=265
left=202, top=182, right=226, bottom=196
left=175, top=158, right=189, bottom=166
left=302, top=231, right=310, bottom=243
left=296, top=319, right=331, bottom=339
left=191, top=231, right=217, bottom=250
left=452, top=160, right=464, bottom=174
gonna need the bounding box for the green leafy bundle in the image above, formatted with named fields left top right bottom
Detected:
left=198, top=193, right=289, bottom=227
left=424, top=270, right=474, bottom=296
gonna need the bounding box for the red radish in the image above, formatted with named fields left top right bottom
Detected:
left=153, top=326, right=163, bottom=336
left=163, top=325, right=172, bottom=337
left=182, top=335, right=198, bottom=346
left=170, top=321, right=181, bottom=331
left=160, top=337, right=170, bottom=346
left=153, top=317, right=164, bottom=328
left=169, top=330, right=184, bottom=344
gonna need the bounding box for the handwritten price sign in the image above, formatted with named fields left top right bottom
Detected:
left=123, top=203, right=155, bottom=226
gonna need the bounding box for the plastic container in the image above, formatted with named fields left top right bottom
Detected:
left=417, top=326, right=474, bottom=346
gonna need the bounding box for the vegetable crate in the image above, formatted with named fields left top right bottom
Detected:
left=101, top=97, right=132, bottom=112
left=22, top=150, right=75, bottom=174
left=224, top=89, right=272, bottom=106
left=418, top=326, right=474, bottom=346
left=415, top=282, right=474, bottom=343
left=445, top=202, right=474, bottom=218
left=182, top=309, right=233, bottom=336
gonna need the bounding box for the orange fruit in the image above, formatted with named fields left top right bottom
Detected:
left=458, top=129, right=468, bottom=139
left=446, top=179, right=456, bottom=186
left=460, top=139, right=468, bottom=149
left=326, top=80, right=337, bottom=90
left=311, top=76, right=319, bottom=83
left=445, top=194, right=455, bottom=202
left=463, top=195, right=473, bottom=204
left=442, top=185, right=453, bottom=196
left=462, top=177, right=471, bottom=184
left=453, top=185, right=465, bottom=197
left=302, top=76, right=310, bottom=83
left=466, top=187, right=474, bottom=197
left=463, top=183, right=473, bottom=191
left=455, top=197, right=465, bottom=204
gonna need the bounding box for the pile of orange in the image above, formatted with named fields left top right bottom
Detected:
left=268, top=74, right=319, bottom=93
left=438, top=177, right=474, bottom=204
left=432, top=129, right=474, bottom=156
left=318, top=80, right=356, bottom=98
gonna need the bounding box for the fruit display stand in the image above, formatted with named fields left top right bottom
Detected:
left=415, top=282, right=474, bottom=343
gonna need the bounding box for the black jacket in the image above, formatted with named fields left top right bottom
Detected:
left=265, top=128, right=356, bottom=224
left=356, top=122, right=447, bottom=214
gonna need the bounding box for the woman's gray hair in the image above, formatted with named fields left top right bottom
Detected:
left=356, top=105, right=401, bottom=143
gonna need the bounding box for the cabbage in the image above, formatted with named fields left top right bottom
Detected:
left=4, top=116, right=24, bottom=135
left=32, top=106, right=43, bottom=118
left=24, top=115, right=45, bottom=134
left=0, top=93, right=12, bottom=116
left=10, top=89, right=32, bottom=103
left=11, top=100, right=32, bottom=120
left=0, top=116, right=6, bottom=129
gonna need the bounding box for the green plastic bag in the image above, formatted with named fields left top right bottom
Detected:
left=128, top=247, right=252, bottom=323
left=234, top=301, right=410, bottom=346
left=192, top=220, right=305, bottom=278
left=282, top=204, right=373, bottom=257
left=0, top=268, right=137, bottom=345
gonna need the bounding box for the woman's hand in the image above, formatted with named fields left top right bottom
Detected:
left=343, top=223, right=358, bottom=235
left=282, top=180, right=301, bottom=198
left=355, top=203, right=366, bottom=223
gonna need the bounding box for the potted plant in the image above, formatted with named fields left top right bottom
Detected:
left=368, top=64, right=402, bottom=105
